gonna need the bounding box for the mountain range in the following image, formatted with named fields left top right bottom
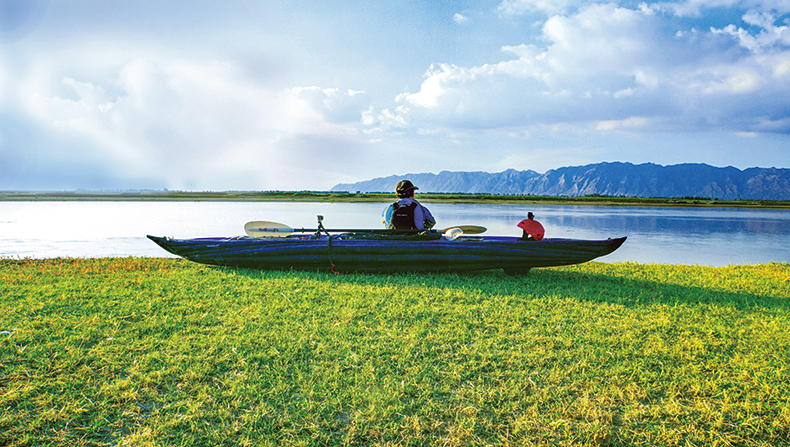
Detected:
left=331, top=162, right=790, bottom=201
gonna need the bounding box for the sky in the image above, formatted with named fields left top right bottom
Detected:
left=1, top=0, right=789, bottom=191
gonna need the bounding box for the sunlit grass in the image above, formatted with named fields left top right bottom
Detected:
left=1, top=258, right=788, bottom=446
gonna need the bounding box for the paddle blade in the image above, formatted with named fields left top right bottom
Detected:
left=245, top=221, right=294, bottom=238
left=443, top=228, right=464, bottom=241
left=441, top=225, right=487, bottom=235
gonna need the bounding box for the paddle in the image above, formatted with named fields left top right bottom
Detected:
left=244, top=221, right=486, bottom=238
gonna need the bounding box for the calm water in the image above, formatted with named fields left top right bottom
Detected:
left=1, top=201, right=789, bottom=266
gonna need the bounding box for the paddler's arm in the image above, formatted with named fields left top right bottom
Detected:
left=381, top=203, right=394, bottom=227
left=421, top=205, right=436, bottom=230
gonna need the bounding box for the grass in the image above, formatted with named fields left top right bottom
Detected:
left=1, top=258, right=788, bottom=446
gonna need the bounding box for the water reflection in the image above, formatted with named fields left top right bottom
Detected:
left=395, top=203, right=790, bottom=266
left=1, top=201, right=788, bottom=266
left=435, top=204, right=790, bottom=236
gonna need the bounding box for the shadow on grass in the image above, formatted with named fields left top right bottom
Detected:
left=524, top=267, right=789, bottom=311
left=223, top=264, right=789, bottom=312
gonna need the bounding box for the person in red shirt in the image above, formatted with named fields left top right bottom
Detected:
left=517, top=212, right=544, bottom=241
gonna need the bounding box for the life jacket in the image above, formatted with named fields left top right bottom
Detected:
left=389, top=201, right=418, bottom=229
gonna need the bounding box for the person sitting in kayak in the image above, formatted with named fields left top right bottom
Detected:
left=381, top=180, right=436, bottom=230
left=517, top=212, right=544, bottom=241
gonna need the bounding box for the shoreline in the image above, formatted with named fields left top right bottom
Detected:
left=2, top=190, right=789, bottom=208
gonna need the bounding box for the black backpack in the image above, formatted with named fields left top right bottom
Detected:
left=389, top=202, right=418, bottom=229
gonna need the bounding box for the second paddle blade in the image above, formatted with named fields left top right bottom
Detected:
left=245, top=221, right=294, bottom=238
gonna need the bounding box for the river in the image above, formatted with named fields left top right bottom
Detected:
left=1, top=201, right=788, bottom=266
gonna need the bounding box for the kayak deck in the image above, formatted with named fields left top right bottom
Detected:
left=147, top=234, right=627, bottom=273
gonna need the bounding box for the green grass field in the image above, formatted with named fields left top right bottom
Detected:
left=1, top=259, right=788, bottom=446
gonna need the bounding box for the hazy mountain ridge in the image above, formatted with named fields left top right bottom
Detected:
left=331, top=163, right=790, bottom=200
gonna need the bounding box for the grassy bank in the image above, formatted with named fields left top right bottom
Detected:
left=2, top=190, right=789, bottom=208
left=1, top=259, right=788, bottom=446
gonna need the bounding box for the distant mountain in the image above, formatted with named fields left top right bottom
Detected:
left=331, top=162, right=790, bottom=201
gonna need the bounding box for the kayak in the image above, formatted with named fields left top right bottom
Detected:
left=147, top=233, right=626, bottom=274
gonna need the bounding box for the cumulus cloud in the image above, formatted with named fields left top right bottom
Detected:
left=652, top=0, right=790, bottom=17
left=289, top=86, right=371, bottom=124
left=505, top=0, right=790, bottom=18
left=397, top=2, right=790, bottom=135
left=712, top=10, right=790, bottom=52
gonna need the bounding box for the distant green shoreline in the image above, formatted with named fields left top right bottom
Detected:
left=2, top=190, right=789, bottom=208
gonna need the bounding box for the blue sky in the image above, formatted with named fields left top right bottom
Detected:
left=1, top=0, right=789, bottom=191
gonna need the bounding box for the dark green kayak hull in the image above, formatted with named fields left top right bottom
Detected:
left=147, top=235, right=626, bottom=273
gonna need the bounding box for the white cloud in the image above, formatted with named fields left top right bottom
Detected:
left=700, top=68, right=762, bottom=93
left=396, top=2, right=790, bottom=135
left=774, top=55, right=790, bottom=77
left=501, top=0, right=790, bottom=18
left=288, top=86, right=372, bottom=125
left=362, top=105, right=410, bottom=131
left=650, top=0, right=790, bottom=17
left=453, top=13, right=469, bottom=24
left=13, top=41, right=376, bottom=190
left=595, top=117, right=652, bottom=132
left=711, top=11, right=790, bottom=53
left=396, top=64, right=454, bottom=109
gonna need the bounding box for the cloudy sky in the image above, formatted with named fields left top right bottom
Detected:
left=1, top=0, right=789, bottom=191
